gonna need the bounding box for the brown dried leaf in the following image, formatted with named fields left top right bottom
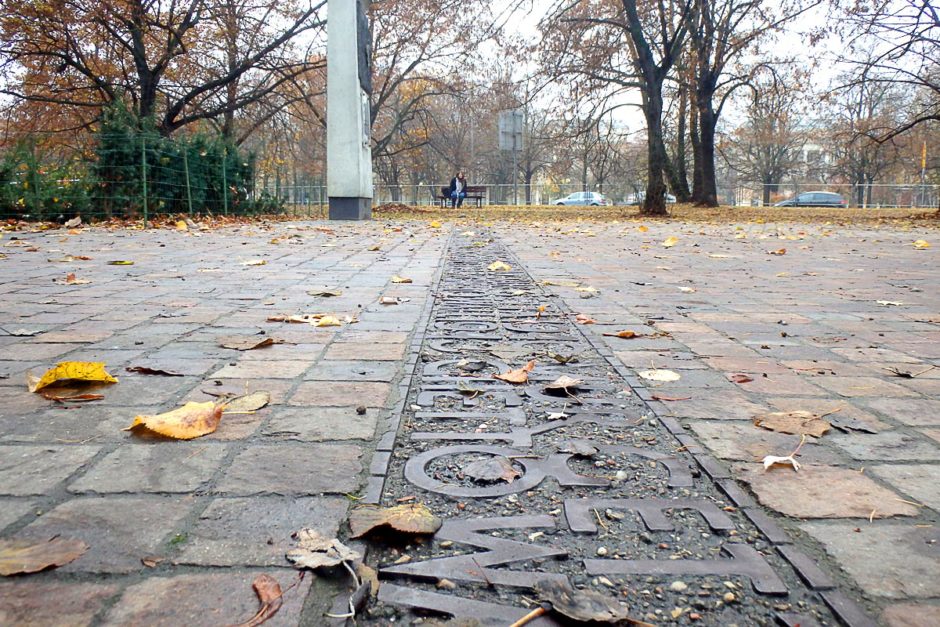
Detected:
left=575, top=314, right=596, bottom=325
left=126, top=366, right=184, bottom=377
left=493, top=360, right=536, bottom=384
left=0, top=537, right=88, bottom=576
left=40, top=392, right=105, bottom=403
left=357, top=563, right=380, bottom=597
left=223, top=391, right=271, bottom=413
left=536, top=579, right=649, bottom=625
left=728, top=373, right=754, bottom=383
left=348, top=503, right=442, bottom=538
left=286, top=528, right=361, bottom=570
left=219, top=337, right=280, bottom=351
left=232, top=573, right=283, bottom=627
left=753, top=411, right=831, bottom=438
left=462, top=455, right=521, bottom=484
left=602, top=330, right=639, bottom=339
left=307, top=289, right=342, bottom=297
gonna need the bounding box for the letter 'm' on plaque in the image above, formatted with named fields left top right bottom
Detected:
left=327, top=0, right=372, bottom=220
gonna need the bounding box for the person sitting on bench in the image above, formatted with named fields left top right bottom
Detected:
left=449, top=171, right=468, bottom=208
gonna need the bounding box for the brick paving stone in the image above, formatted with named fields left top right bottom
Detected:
left=863, top=398, right=940, bottom=426
left=766, top=397, right=890, bottom=433
left=0, top=445, right=100, bottom=495
left=262, top=407, right=379, bottom=441
left=304, top=359, right=400, bottom=382
left=69, top=442, right=229, bottom=494
left=175, top=496, right=347, bottom=566
left=881, top=603, right=940, bottom=627
left=33, top=330, right=115, bottom=344
left=614, top=350, right=709, bottom=370
left=869, top=464, right=940, bottom=511
left=705, top=355, right=793, bottom=374
left=688, top=420, right=842, bottom=464
left=802, top=522, right=940, bottom=599
left=730, top=373, right=828, bottom=396
left=812, top=375, right=922, bottom=398
left=0, top=342, right=80, bottom=360
left=91, top=374, right=198, bottom=406
left=0, top=498, right=34, bottom=529
left=216, top=443, right=362, bottom=495
left=657, top=392, right=769, bottom=421
left=235, top=343, right=326, bottom=361
left=323, top=341, right=406, bottom=361
left=210, top=359, right=312, bottom=379
left=921, top=428, right=940, bottom=445
left=733, top=463, right=920, bottom=518
left=0, top=581, right=121, bottom=627
left=288, top=381, right=390, bottom=407
left=103, top=569, right=311, bottom=625
left=0, top=405, right=158, bottom=444
left=830, top=432, right=940, bottom=462
left=183, top=379, right=295, bottom=405
left=15, top=496, right=192, bottom=572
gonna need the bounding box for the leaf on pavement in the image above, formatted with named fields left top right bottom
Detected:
left=315, top=315, right=342, bottom=327
left=493, top=360, right=536, bottom=384
left=429, top=220, right=442, bottom=228
left=219, top=336, right=281, bottom=351
left=638, top=369, right=681, bottom=383
left=536, top=579, right=649, bottom=625
left=0, top=537, right=88, bottom=576
left=602, top=330, right=639, bottom=339
left=912, top=239, right=930, bottom=249
left=349, top=503, right=442, bottom=538
left=753, top=411, right=830, bottom=437
left=232, top=573, right=283, bottom=627
left=223, top=391, right=271, bottom=413
left=462, top=455, right=521, bottom=484
left=63, top=216, right=82, bottom=229
left=575, top=314, right=596, bottom=324
left=41, top=392, right=105, bottom=403
left=307, top=289, right=342, bottom=297
left=487, top=260, right=512, bottom=272
left=28, top=361, right=118, bottom=393
left=126, top=366, right=184, bottom=377
left=286, top=528, right=361, bottom=570
left=391, top=275, right=412, bottom=284
left=125, top=401, right=223, bottom=439
left=762, top=454, right=802, bottom=472
left=107, top=260, right=134, bottom=265
left=767, top=248, right=787, bottom=255
left=728, top=373, right=754, bottom=383
left=175, top=220, right=189, bottom=231
left=241, top=259, right=267, bottom=266
left=662, top=236, right=679, bottom=248
left=542, top=279, right=581, bottom=287
left=545, top=375, right=584, bottom=392
left=62, top=272, right=91, bottom=285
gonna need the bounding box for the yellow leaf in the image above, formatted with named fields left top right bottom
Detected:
left=493, top=360, right=536, bottom=384
left=368, top=244, right=381, bottom=251
left=125, top=402, right=223, bottom=439
left=429, top=220, right=442, bottom=228
left=768, top=248, right=787, bottom=256
left=638, top=225, right=649, bottom=232
left=315, top=315, right=342, bottom=327
left=913, top=239, right=930, bottom=249
left=175, top=220, right=188, bottom=231
left=487, top=261, right=512, bottom=272
left=662, top=236, right=679, bottom=248
left=242, top=259, right=266, bottom=266
left=107, top=260, right=134, bottom=265
left=349, top=503, right=442, bottom=538
left=391, top=275, right=412, bottom=284
left=28, top=361, right=118, bottom=393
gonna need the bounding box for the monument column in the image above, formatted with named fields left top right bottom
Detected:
left=327, top=0, right=373, bottom=220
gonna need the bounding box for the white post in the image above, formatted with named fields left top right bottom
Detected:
left=327, top=0, right=373, bottom=220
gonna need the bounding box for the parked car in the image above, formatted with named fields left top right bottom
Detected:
left=552, top=191, right=611, bottom=206
left=774, top=191, right=847, bottom=207
left=625, top=191, right=677, bottom=205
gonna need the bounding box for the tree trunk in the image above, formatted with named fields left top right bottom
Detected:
left=694, top=88, right=719, bottom=207
left=690, top=101, right=703, bottom=202
left=672, top=86, right=691, bottom=202
left=642, top=93, right=668, bottom=216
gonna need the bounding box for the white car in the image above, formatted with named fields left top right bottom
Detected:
left=552, top=191, right=611, bottom=206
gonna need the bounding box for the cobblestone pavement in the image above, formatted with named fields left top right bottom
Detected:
left=0, top=220, right=445, bottom=625
left=0, top=218, right=937, bottom=626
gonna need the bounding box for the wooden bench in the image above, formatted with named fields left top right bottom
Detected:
left=436, top=185, right=486, bottom=208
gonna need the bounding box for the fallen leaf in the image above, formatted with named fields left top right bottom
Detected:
left=242, top=259, right=267, bottom=266
left=232, top=573, right=283, bottom=627
left=224, top=391, right=271, bottom=413
left=678, top=286, right=696, bottom=293
left=175, top=220, right=189, bottom=231
left=357, top=563, right=380, bottom=596
left=487, top=261, right=512, bottom=272
left=662, top=236, right=679, bottom=248
left=493, top=360, right=536, bottom=384
left=638, top=369, right=681, bottom=383
left=307, top=289, right=342, bottom=297
left=548, top=351, right=579, bottom=364
left=141, top=556, right=164, bottom=568
left=651, top=394, right=692, bottom=401
left=348, top=503, right=442, bottom=538
left=575, top=314, right=596, bottom=325
left=368, top=244, right=381, bottom=251
left=286, top=528, right=361, bottom=570
left=753, top=411, right=831, bottom=437
left=602, top=330, right=639, bottom=339
left=315, top=315, right=342, bottom=327
left=62, top=273, right=91, bottom=285
left=40, top=392, right=105, bottom=403
left=125, top=402, right=223, bottom=439
left=429, top=220, right=442, bottom=228
left=536, top=579, right=648, bottom=625
left=63, top=216, right=82, bottom=229
left=219, top=337, right=280, bottom=351
left=876, top=300, right=904, bottom=307
left=391, top=275, right=412, bottom=284
left=462, top=455, right=521, bottom=483
left=126, top=366, right=184, bottom=377
left=728, top=373, right=754, bottom=384
left=576, top=286, right=598, bottom=294
left=545, top=375, right=583, bottom=392
left=28, top=361, right=118, bottom=393
left=762, top=454, right=801, bottom=472
left=107, top=260, right=134, bottom=265
left=768, top=248, right=787, bottom=255
left=912, top=239, right=930, bottom=249
left=267, top=314, right=314, bottom=323
left=637, top=225, right=649, bottom=232
left=0, top=537, right=88, bottom=576
left=380, top=296, right=401, bottom=305
left=542, top=279, right=581, bottom=287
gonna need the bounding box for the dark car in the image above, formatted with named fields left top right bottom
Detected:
left=774, top=191, right=847, bottom=207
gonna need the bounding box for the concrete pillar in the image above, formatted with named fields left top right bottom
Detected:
left=327, top=0, right=373, bottom=220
